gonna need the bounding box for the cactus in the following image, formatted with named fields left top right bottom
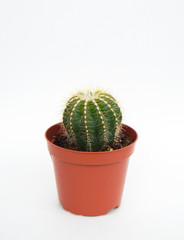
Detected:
left=63, top=90, right=122, bottom=152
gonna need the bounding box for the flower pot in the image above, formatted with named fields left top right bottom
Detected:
left=45, top=123, right=138, bottom=216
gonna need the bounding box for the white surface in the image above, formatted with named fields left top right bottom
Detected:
left=0, top=0, right=184, bottom=239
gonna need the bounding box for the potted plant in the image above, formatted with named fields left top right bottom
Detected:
left=45, top=89, right=138, bottom=216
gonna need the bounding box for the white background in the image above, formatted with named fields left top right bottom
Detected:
left=0, top=0, right=184, bottom=239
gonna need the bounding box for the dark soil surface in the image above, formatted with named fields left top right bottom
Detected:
left=53, top=129, right=133, bottom=152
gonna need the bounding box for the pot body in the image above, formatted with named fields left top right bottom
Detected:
left=45, top=123, right=138, bottom=216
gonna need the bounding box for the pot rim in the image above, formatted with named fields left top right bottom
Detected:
left=45, top=122, right=138, bottom=155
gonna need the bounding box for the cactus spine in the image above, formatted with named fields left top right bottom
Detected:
left=63, top=90, right=122, bottom=152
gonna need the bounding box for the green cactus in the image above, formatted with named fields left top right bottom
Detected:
left=63, top=90, right=122, bottom=152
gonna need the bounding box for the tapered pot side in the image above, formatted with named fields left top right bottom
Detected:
left=45, top=123, right=138, bottom=216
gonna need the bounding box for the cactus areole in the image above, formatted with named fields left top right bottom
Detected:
left=63, top=90, right=122, bottom=152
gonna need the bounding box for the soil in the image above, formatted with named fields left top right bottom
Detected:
left=53, top=128, right=133, bottom=152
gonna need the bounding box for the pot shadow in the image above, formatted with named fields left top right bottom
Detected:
left=106, top=206, right=119, bottom=216
left=57, top=202, right=120, bottom=217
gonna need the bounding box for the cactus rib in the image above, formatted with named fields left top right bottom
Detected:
left=98, top=97, right=119, bottom=140
left=84, top=101, right=92, bottom=151
left=66, top=98, right=81, bottom=145
left=93, top=99, right=107, bottom=146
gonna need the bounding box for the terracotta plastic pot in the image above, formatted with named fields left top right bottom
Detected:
left=45, top=123, right=138, bottom=216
